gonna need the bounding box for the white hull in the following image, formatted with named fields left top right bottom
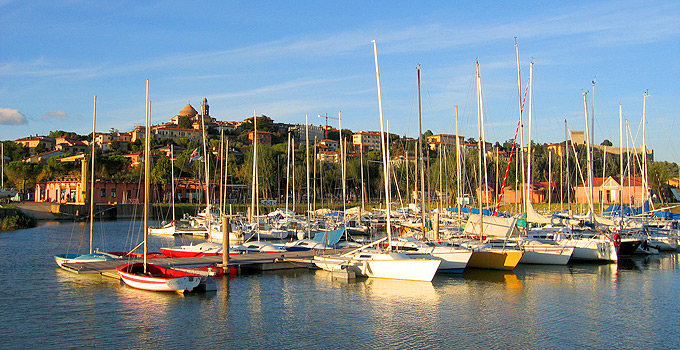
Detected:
left=519, top=239, right=574, bottom=265
left=561, top=239, right=617, bottom=262
left=117, top=264, right=201, bottom=293
left=648, top=236, right=679, bottom=251
left=314, top=252, right=440, bottom=282
left=520, top=246, right=574, bottom=265
left=404, top=250, right=472, bottom=272
left=148, top=225, right=177, bottom=236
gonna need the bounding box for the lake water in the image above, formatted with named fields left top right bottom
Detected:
left=1, top=221, right=680, bottom=349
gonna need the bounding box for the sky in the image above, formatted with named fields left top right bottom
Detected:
left=0, top=1, right=678, bottom=162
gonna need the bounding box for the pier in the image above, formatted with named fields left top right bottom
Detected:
left=59, top=249, right=351, bottom=278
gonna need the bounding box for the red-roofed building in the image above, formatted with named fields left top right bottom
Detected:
left=248, top=131, right=273, bottom=145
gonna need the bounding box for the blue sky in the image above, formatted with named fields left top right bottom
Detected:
left=0, top=1, right=678, bottom=162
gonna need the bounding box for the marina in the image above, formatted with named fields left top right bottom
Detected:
left=2, top=220, right=680, bottom=348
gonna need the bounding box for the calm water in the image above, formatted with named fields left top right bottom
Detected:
left=1, top=221, right=680, bottom=349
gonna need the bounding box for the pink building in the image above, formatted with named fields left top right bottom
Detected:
left=573, top=176, right=647, bottom=205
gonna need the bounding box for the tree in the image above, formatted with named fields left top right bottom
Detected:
left=177, top=116, right=192, bottom=129
left=2, top=141, right=29, bottom=161
left=601, top=139, right=613, bottom=147
left=34, top=142, right=47, bottom=154
left=4, top=161, right=42, bottom=192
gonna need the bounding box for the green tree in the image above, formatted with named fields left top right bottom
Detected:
left=5, top=161, right=42, bottom=192
left=178, top=116, right=192, bottom=129
left=2, top=141, right=29, bottom=161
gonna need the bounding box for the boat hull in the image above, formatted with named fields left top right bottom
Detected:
left=54, top=253, right=120, bottom=274
left=404, top=251, right=472, bottom=273
left=563, top=239, right=618, bottom=262
left=116, top=263, right=201, bottom=293
left=466, top=250, right=523, bottom=270
left=520, top=245, right=574, bottom=265
left=314, top=252, right=441, bottom=282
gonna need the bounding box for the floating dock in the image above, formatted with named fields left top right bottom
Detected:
left=60, top=249, right=353, bottom=278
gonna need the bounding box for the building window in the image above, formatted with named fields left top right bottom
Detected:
left=111, top=188, right=117, bottom=198
left=100, top=189, right=106, bottom=198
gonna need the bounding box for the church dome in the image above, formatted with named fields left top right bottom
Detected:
left=179, top=104, right=198, bottom=117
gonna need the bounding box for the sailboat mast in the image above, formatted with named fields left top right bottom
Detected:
left=144, top=79, right=150, bottom=272
left=200, top=99, right=212, bottom=242
left=515, top=39, right=527, bottom=213
left=360, top=145, right=365, bottom=213
left=339, top=111, right=346, bottom=216
left=305, top=115, right=310, bottom=237
left=526, top=62, right=534, bottom=213
left=89, top=95, right=96, bottom=254
left=250, top=110, right=257, bottom=224
left=566, top=120, right=572, bottom=216
left=619, top=104, right=623, bottom=221
left=171, top=144, right=175, bottom=223
left=455, top=105, right=461, bottom=224
left=286, top=131, right=291, bottom=214
left=476, top=61, right=484, bottom=241
left=417, top=66, right=426, bottom=232
left=642, top=92, right=649, bottom=214
left=372, top=40, right=392, bottom=249
left=583, top=92, right=594, bottom=219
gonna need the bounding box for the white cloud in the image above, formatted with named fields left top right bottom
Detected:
left=0, top=107, right=27, bottom=124
left=42, top=110, right=68, bottom=120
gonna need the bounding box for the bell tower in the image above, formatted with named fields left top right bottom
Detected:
left=201, top=98, right=209, bottom=117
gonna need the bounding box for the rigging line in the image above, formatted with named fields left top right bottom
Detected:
left=493, top=79, right=530, bottom=215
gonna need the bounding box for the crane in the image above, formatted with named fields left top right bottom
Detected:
left=60, top=153, right=88, bottom=204
left=316, top=113, right=339, bottom=140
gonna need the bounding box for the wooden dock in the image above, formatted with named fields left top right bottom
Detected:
left=61, top=249, right=353, bottom=278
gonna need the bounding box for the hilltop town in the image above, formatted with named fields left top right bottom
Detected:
left=3, top=98, right=678, bottom=209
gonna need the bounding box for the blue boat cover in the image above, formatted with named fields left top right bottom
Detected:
left=312, top=228, right=345, bottom=245
left=603, top=202, right=650, bottom=216
left=653, top=211, right=680, bottom=220
left=445, top=207, right=510, bottom=217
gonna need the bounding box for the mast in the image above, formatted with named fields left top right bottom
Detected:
left=143, top=79, right=150, bottom=272
left=360, top=144, right=365, bottom=214
left=286, top=131, right=291, bottom=214
left=455, top=105, right=461, bottom=225
left=526, top=62, right=534, bottom=213
left=619, top=104, right=624, bottom=221
left=219, top=129, right=224, bottom=216
left=250, top=110, right=257, bottom=224
left=583, top=92, right=594, bottom=219
left=171, top=144, right=175, bottom=223
left=417, top=66, right=426, bottom=232
left=89, top=95, right=96, bottom=254
left=372, top=40, right=392, bottom=250
left=200, top=99, right=212, bottom=239
left=476, top=61, right=484, bottom=241
left=642, top=91, right=649, bottom=215
left=339, top=111, right=346, bottom=216
left=548, top=150, right=552, bottom=213
left=566, top=120, right=572, bottom=216
left=515, top=39, right=527, bottom=214
left=305, top=115, right=311, bottom=237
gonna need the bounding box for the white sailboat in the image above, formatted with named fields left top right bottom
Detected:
left=117, top=80, right=203, bottom=293
left=313, top=41, right=440, bottom=282
left=54, top=95, right=121, bottom=272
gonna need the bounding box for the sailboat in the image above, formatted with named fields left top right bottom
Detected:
left=459, top=61, right=523, bottom=270
left=117, top=80, right=202, bottom=293
left=54, top=95, right=121, bottom=272
left=313, top=41, right=440, bottom=282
